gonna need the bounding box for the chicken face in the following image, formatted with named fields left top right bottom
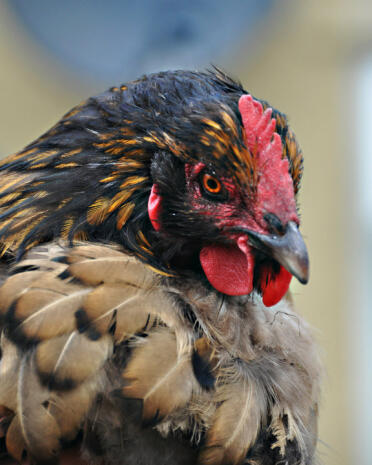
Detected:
left=148, top=95, right=308, bottom=306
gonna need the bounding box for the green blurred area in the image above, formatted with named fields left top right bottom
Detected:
left=1, top=1, right=372, bottom=464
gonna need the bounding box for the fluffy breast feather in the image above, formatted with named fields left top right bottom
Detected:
left=0, top=242, right=321, bottom=465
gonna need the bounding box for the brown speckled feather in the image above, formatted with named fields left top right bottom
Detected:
left=0, top=241, right=320, bottom=464
left=122, top=328, right=200, bottom=422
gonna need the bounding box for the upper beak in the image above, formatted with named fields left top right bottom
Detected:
left=234, top=221, right=309, bottom=284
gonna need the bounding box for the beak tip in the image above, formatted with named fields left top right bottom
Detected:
left=298, top=273, right=309, bottom=285
left=292, top=255, right=309, bottom=285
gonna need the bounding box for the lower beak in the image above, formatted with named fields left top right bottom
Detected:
left=235, top=221, right=309, bottom=284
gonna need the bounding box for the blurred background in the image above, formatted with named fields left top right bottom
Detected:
left=0, top=0, right=371, bottom=464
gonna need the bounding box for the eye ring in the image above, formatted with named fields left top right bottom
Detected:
left=202, top=174, right=222, bottom=194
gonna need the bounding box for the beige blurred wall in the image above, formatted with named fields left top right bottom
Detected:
left=1, top=1, right=371, bottom=465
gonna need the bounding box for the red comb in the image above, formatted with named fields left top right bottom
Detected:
left=238, top=95, right=298, bottom=226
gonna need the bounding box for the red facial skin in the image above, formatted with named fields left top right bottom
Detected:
left=148, top=95, right=300, bottom=307
left=148, top=165, right=293, bottom=306
left=183, top=162, right=294, bottom=305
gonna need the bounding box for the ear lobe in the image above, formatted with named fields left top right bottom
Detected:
left=148, top=184, right=162, bottom=231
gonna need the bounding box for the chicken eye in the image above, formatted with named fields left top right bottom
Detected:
left=202, top=174, right=221, bottom=194
left=199, top=173, right=227, bottom=201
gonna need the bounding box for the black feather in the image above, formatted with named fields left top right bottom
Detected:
left=191, top=348, right=215, bottom=390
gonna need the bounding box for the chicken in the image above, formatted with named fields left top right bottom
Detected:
left=0, top=69, right=321, bottom=465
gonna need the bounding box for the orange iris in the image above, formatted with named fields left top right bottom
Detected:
left=202, top=174, right=222, bottom=194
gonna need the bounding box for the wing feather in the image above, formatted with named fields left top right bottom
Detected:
left=122, top=328, right=199, bottom=421
left=35, top=333, right=112, bottom=387
left=81, top=283, right=169, bottom=340
left=199, top=377, right=266, bottom=465
left=16, top=354, right=61, bottom=461
left=5, top=416, right=27, bottom=463
left=67, top=244, right=156, bottom=289
left=0, top=334, right=20, bottom=411
left=10, top=285, right=91, bottom=341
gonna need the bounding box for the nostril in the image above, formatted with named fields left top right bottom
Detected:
left=263, top=213, right=285, bottom=236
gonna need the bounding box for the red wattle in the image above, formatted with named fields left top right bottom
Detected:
left=200, top=237, right=292, bottom=305
left=148, top=184, right=162, bottom=231
left=261, top=265, right=292, bottom=307
left=199, top=243, right=254, bottom=296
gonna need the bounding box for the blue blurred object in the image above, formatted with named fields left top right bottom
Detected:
left=9, top=0, right=274, bottom=84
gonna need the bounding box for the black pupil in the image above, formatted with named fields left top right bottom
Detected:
left=207, top=177, right=218, bottom=191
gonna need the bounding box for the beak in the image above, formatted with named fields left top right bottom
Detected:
left=234, top=221, right=309, bottom=284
